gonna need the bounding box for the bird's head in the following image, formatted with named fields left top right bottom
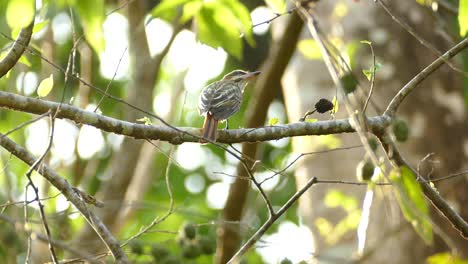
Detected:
left=222, top=70, right=261, bottom=83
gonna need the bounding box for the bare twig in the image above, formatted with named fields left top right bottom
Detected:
left=121, top=147, right=176, bottom=246
left=23, top=112, right=58, bottom=264
left=228, top=177, right=318, bottom=263
left=316, top=179, right=392, bottom=186
left=106, top=0, right=137, bottom=16
left=423, top=170, right=468, bottom=183
left=252, top=8, right=297, bottom=28
left=0, top=193, right=61, bottom=209
left=384, top=36, right=468, bottom=117
left=94, top=47, right=128, bottom=112
left=375, top=0, right=468, bottom=77
left=259, top=144, right=363, bottom=184
left=0, top=112, right=49, bottom=140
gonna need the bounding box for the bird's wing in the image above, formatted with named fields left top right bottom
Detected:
left=199, top=81, right=242, bottom=119
left=198, top=81, right=220, bottom=115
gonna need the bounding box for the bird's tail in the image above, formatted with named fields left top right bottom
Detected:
left=200, top=113, right=218, bottom=144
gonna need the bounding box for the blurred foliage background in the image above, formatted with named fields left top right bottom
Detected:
left=0, top=0, right=467, bottom=263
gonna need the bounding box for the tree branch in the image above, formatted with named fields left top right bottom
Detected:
left=0, top=134, right=129, bottom=263
left=0, top=21, right=34, bottom=78
left=384, top=36, right=468, bottom=118
left=378, top=133, right=468, bottom=238
left=228, top=177, right=318, bottom=263
left=0, top=90, right=392, bottom=144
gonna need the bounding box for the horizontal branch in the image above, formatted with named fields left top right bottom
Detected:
left=0, top=91, right=391, bottom=144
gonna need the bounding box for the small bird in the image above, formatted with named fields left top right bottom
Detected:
left=198, top=70, right=261, bottom=143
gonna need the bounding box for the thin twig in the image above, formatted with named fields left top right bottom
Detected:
left=252, top=8, right=297, bottom=28
left=259, top=145, right=363, bottom=185
left=316, top=179, right=392, bottom=186
left=0, top=193, right=61, bottom=209
left=106, top=0, right=137, bottom=16
left=94, top=47, right=128, bottom=112
left=384, top=36, right=468, bottom=117
left=23, top=112, right=59, bottom=263
left=375, top=0, right=468, bottom=77
left=228, top=177, right=318, bottom=263
left=121, top=147, right=176, bottom=247
left=0, top=112, right=49, bottom=140
left=421, top=170, right=468, bottom=183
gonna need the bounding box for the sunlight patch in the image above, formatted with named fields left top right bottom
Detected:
left=256, top=221, right=315, bottom=263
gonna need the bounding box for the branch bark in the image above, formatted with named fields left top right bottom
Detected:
left=0, top=21, right=34, bottom=78
left=378, top=133, right=468, bottom=238
left=0, top=90, right=391, bottom=143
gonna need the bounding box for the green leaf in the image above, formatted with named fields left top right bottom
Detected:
left=415, top=0, right=433, bottom=6
left=362, top=69, right=372, bottom=80
left=359, top=40, right=372, bottom=45
left=151, top=0, right=195, bottom=22
left=340, top=73, right=358, bottom=93
left=298, top=39, right=322, bottom=60
left=331, top=96, right=339, bottom=114
left=362, top=62, right=381, bottom=81
left=305, top=118, right=317, bottom=123
left=6, top=0, right=35, bottom=29
left=265, top=0, right=286, bottom=13
left=345, top=41, right=360, bottom=70
left=33, top=20, right=49, bottom=34
left=427, top=252, right=468, bottom=264
left=268, top=117, right=279, bottom=126
left=75, top=0, right=105, bottom=54
left=218, top=0, right=255, bottom=46
left=459, top=0, right=468, bottom=36
left=18, top=55, right=31, bottom=67
left=181, top=1, right=203, bottom=23
left=324, top=189, right=358, bottom=212
left=136, top=117, right=152, bottom=125
left=195, top=2, right=242, bottom=59
left=11, top=27, right=21, bottom=39
left=390, top=166, right=433, bottom=244
left=37, top=74, right=54, bottom=97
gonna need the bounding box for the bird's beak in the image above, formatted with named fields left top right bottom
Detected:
left=242, top=71, right=261, bottom=80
